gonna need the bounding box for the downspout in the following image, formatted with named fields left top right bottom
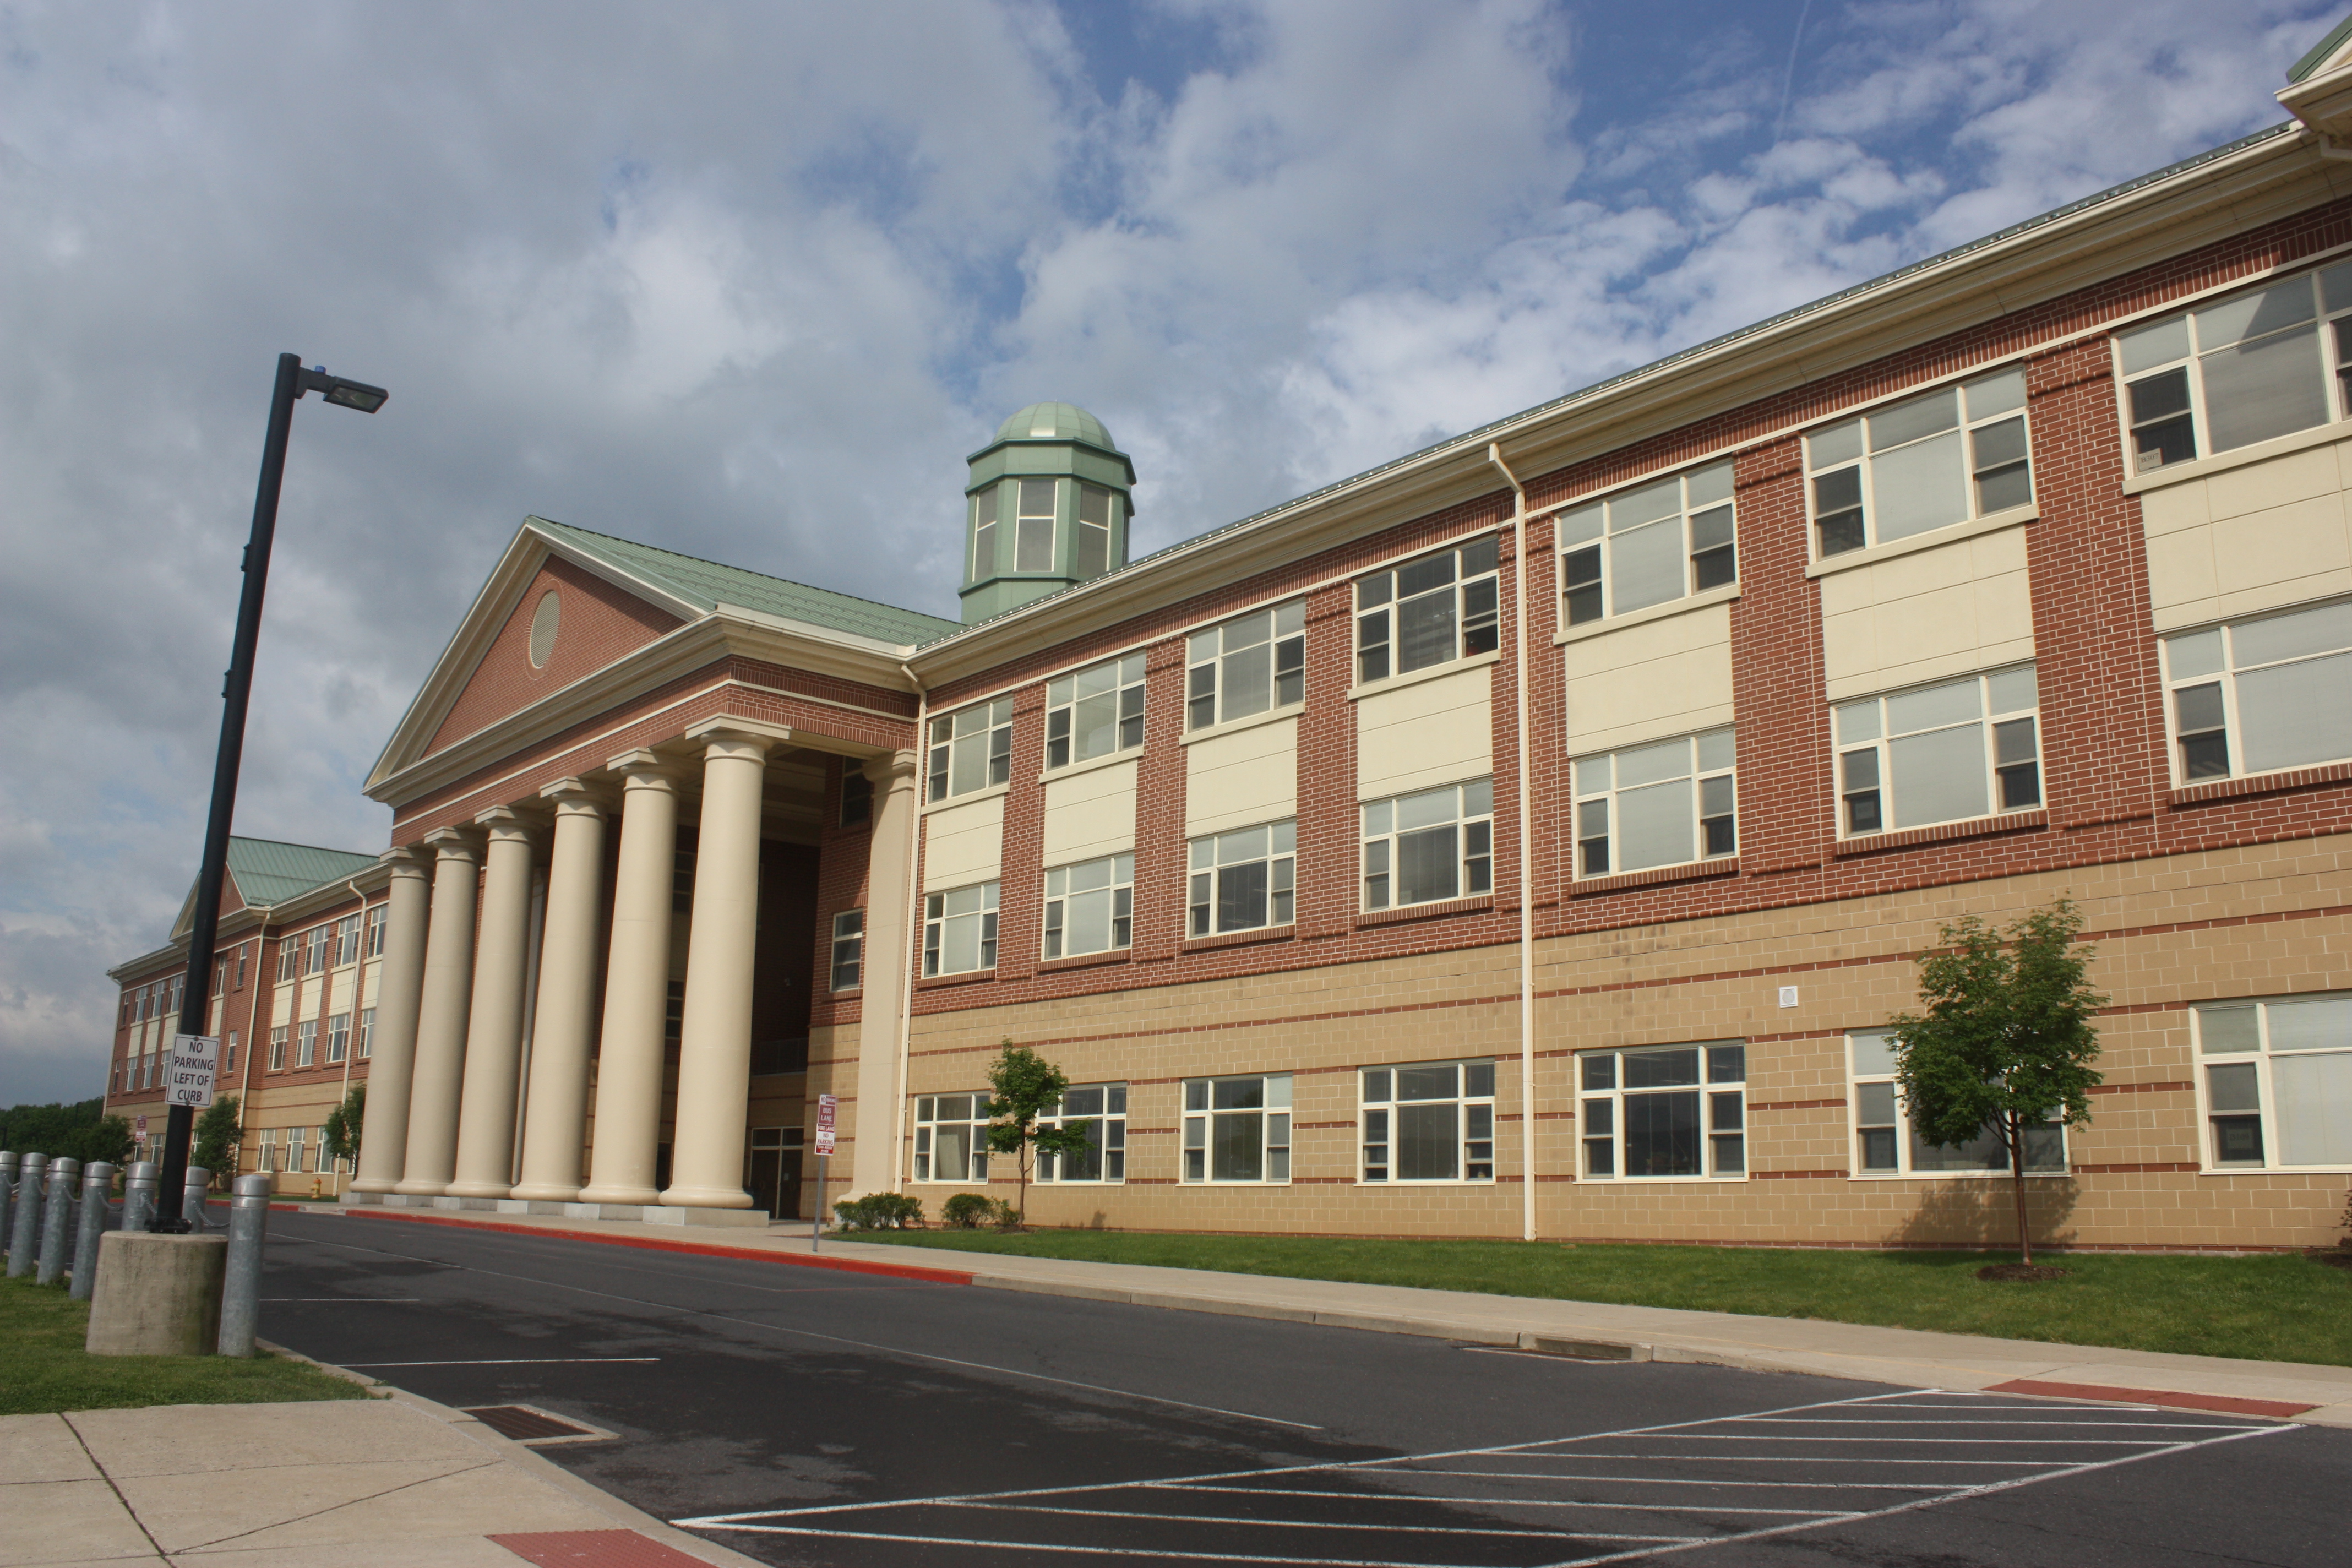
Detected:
left=333, top=878, right=367, bottom=1195
left=1486, top=442, right=1539, bottom=1244
left=890, top=661, right=930, bottom=1195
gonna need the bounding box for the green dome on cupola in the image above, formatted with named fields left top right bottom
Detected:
left=959, top=402, right=1137, bottom=624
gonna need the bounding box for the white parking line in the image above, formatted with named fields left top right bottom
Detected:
left=941, top=1501, right=1669, bottom=1536
left=1158, top=1484, right=1854, bottom=1516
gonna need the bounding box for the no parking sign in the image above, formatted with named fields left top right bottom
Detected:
left=814, top=1093, right=837, bottom=1156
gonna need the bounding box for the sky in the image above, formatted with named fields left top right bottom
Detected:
left=0, top=0, right=2335, bottom=1106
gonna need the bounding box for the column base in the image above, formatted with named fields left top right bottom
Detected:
left=442, top=1180, right=514, bottom=1200
left=576, top=1184, right=661, bottom=1206
left=657, top=1185, right=755, bottom=1210
left=506, top=1183, right=583, bottom=1203
left=346, top=1178, right=400, bottom=1195
left=553, top=1201, right=772, bottom=1227
left=391, top=1178, right=451, bottom=1197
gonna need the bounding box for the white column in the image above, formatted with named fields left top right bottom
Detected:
left=394, top=831, right=480, bottom=1196
left=351, top=847, right=430, bottom=1194
left=510, top=781, right=609, bottom=1202
left=578, top=753, right=679, bottom=1205
left=447, top=808, right=538, bottom=1199
left=849, top=750, right=919, bottom=1199
left=659, top=727, right=773, bottom=1208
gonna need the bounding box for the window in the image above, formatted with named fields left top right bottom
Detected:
left=1806, top=370, right=2032, bottom=558
left=912, top=1093, right=991, bottom=1182
left=255, top=1128, right=277, bottom=1173
left=923, top=882, right=999, bottom=976
left=224, top=1031, right=238, bottom=1074
left=168, top=975, right=183, bottom=1015
left=2195, top=995, right=2352, bottom=1170
left=1181, top=1074, right=1291, bottom=1182
left=1189, top=820, right=1295, bottom=935
left=970, top=484, right=998, bottom=578
left=1360, top=1060, right=1495, bottom=1182
left=1047, top=654, right=1146, bottom=769
left=268, top=1026, right=287, bottom=1071
left=928, top=698, right=1014, bottom=801
left=1356, top=536, right=1500, bottom=682
left=665, top=981, right=684, bottom=1044
left=1835, top=664, right=2040, bottom=837
left=213, top=956, right=227, bottom=997
left=2162, top=600, right=2352, bottom=784
left=2116, top=261, right=2352, bottom=473
left=355, top=1011, right=372, bottom=1061
left=334, top=915, right=362, bottom=967
left=277, top=941, right=297, bottom=983
left=307, top=925, right=333, bottom=976
left=1015, top=476, right=1057, bottom=573
left=830, top=910, right=864, bottom=990
left=1580, top=1042, right=1747, bottom=1179
left=363, top=908, right=386, bottom=958
left=1849, top=1029, right=2066, bottom=1175
left=295, top=1020, right=318, bottom=1069
left=234, top=945, right=247, bottom=988
left=1038, top=1084, right=1127, bottom=1182
left=285, top=1125, right=308, bottom=1174
left=1188, top=601, right=1305, bottom=728
left=1362, top=779, right=1493, bottom=910
left=1574, top=728, right=1736, bottom=878
left=326, top=1012, right=350, bottom=1065
left=1043, top=854, right=1132, bottom=959
left=1076, top=483, right=1116, bottom=580
left=1559, top=462, right=1735, bottom=627
left=672, top=842, right=696, bottom=913
left=840, top=767, right=873, bottom=826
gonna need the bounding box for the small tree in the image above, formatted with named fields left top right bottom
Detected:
left=193, top=1096, right=243, bottom=1178
left=323, top=1085, right=366, bottom=1174
left=982, top=1042, right=1094, bottom=1226
left=1890, top=899, right=2105, bottom=1265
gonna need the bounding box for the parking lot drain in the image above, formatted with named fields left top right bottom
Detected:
left=467, top=1404, right=611, bottom=1442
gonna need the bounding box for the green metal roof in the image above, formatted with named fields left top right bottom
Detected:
left=530, top=517, right=961, bottom=645
left=2291, top=14, right=2352, bottom=81
left=225, top=837, right=379, bottom=908
left=995, top=401, right=1118, bottom=451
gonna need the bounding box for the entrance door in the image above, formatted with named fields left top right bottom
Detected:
left=746, top=1128, right=808, bottom=1217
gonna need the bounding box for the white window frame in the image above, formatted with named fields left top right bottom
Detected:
left=1043, top=854, right=1133, bottom=959
left=276, top=941, right=298, bottom=983
left=1013, top=477, right=1059, bottom=574
left=1181, top=1074, right=1292, bottom=1183
left=1577, top=1041, right=1747, bottom=1182
left=326, top=1012, right=350, bottom=1065
left=1558, top=461, right=1736, bottom=628
left=1355, top=536, right=1500, bottom=683
left=1046, top=652, right=1146, bottom=770
left=255, top=1128, right=277, bottom=1173
left=1038, top=1083, right=1128, bottom=1183
left=830, top=909, right=864, bottom=992
left=1361, top=778, right=1493, bottom=911
left=306, top=925, right=332, bottom=976
left=362, top=907, right=386, bottom=959
left=1805, top=368, right=2033, bottom=559
left=1360, top=1060, right=1496, bottom=1183
left=911, top=1092, right=992, bottom=1183
left=285, top=1125, right=308, bottom=1174
left=1573, top=727, right=1736, bottom=879
left=922, top=881, right=999, bottom=976
left=2160, top=599, right=2352, bottom=787
left=2115, top=258, right=2352, bottom=475
left=1189, top=819, right=1295, bottom=936
left=1847, top=1028, right=2067, bottom=1179
left=1186, top=600, right=1306, bottom=729
left=295, top=1019, right=318, bottom=1069
left=268, top=1026, right=287, bottom=1071
left=355, top=1010, right=372, bottom=1061
left=2192, top=994, right=2352, bottom=1173
left=970, top=483, right=999, bottom=579
left=1075, top=482, right=1118, bottom=581
left=1834, top=664, right=2042, bottom=839
left=334, top=914, right=362, bottom=967
left=928, top=698, right=1014, bottom=802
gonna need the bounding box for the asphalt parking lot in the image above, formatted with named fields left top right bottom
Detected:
left=258, top=1210, right=2346, bottom=1566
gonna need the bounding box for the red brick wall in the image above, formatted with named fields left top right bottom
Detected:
left=428, top=557, right=684, bottom=753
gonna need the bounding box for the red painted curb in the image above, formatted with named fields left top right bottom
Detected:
left=342, top=1205, right=976, bottom=1287
left=1987, top=1378, right=2315, bottom=1418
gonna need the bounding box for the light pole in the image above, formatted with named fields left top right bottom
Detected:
left=152, top=353, right=388, bottom=1231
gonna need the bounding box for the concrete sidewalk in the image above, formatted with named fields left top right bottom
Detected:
left=336, top=1201, right=2352, bottom=1429
left=0, top=1384, right=764, bottom=1568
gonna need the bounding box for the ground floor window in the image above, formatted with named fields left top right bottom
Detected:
left=1038, top=1084, right=1127, bottom=1182
left=1847, top=1029, right=2065, bottom=1175
left=1580, top=1041, right=1746, bottom=1179
left=285, top=1125, right=309, bottom=1173
left=254, top=1128, right=277, bottom=1172
left=1182, top=1074, right=1291, bottom=1182
left=2194, top=994, right=2352, bottom=1170
left=1361, top=1059, right=1495, bottom=1181
left=924, top=882, right=1000, bottom=975
left=913, top=1092, right=992, bottom=1182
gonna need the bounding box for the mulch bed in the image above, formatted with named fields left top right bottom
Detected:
left=1976, top=1263, right=2073, bottom=1282
left=2304, top=1248, right=2352, bottom=1272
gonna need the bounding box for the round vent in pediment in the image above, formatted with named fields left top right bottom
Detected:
left=527, top=589, right=560, bottom=669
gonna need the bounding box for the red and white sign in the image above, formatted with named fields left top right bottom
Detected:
left=814, top=1093, right=837, bottom=1157
left=135, top=1115, right=149, bottom=1135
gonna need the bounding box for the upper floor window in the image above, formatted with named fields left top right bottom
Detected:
left=326, top=1012, right=350, bottom=1065
left=268, top=1026, right=288, bottom=1071
left=1574, top=728, right=1735, bottom=878
left=1835, top=664, right=2040, bottom=837
left=2163, top=599, right=2352, bottom=786
left=830, top=910, right=864, bottom=991
left=295, top=1019, right=318, bottom=1068
left=276, top=942, right=297, bottom=984
left=1038, top=1084, right=1126, bottom=1182
left=1190, top=820, right=1295, bottom=935
left=1360, top=1059, right=1495, bottom=1183
left=1580, top=1042, right=1746, bottom=1179
left=1182, top=1074, right=1291, bottom=1182
left=1362, top=779, right=1492, bottom=911
left=1076, top=483, right=1116, bottom=580
left=1043, top=853, right=1133, bottom=959
left=840, top=766, right=873, bottom=826
left=213, top=956, right=228, bottom=997
left=1046, top=654, right=1145, bottom=770
left=1188, top=601, right=1305, bottom=729
left=355, top=1010, right=373, bottom=1060
left=1356, top=536, right=1499, bottom=682
left=303, top=925, right=332, bottom=976
left=2118, top=261, right=2352, bottom=473
left=362, top=909, right=385, bottom=959
left=923, top=881, right=999, bottom=976
left=1850, top=1029, right=2065, bottom=1177
left=1806, top=369, right=2031, bottom=559
left=334, top=914, right=362, bottom=967
left=1559, top=462, right=1735, bottom=627
left=2195, top=994, right=2351, bottom=1170
left=970, top=486, right=998, bottom=578
left=1015, top=477, right=1057, bottom=573
left=928, top=698, right=1014, bottom=801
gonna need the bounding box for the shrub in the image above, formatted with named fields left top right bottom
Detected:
left=831, top=1192, right=924, bottom=1231
left=941, top=1192, right=997, bottom=1229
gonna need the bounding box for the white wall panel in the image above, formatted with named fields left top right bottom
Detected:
left=1357, top=663, right=1492, bottom=800
left=1819, top=524, right=2034, bottom=700
left=921, top=793, right=1005, bottom=893
left=1563, top=601, right=1734, bottom=755
left=1185, top=716, right=1298, bottom=838
left=2142, top=440, right=2352, bottom=632
left=1043, top=758, right=1139, bottom=864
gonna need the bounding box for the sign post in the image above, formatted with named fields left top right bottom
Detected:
left=811, top=1094, right=837, bottom=1252
left=165, top=1035, right=221, bottom=1111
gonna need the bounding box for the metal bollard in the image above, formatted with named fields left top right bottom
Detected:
left=0, top=1150, right=18, bottom=1258
left=183, top=1166, right=214, bottom=1228
left=123, top=1161, right=159, bottom=1234
left=36, top=1156, right=80, bottom=1286
left=217, top=1174, right=275, bottom=1358
left=70, top=1162, right=116, bottom=1301
left=7, top=1153, right=46, bottom=1276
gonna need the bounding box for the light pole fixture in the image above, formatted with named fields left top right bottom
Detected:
left=153, top=353, right=388, bottom=1230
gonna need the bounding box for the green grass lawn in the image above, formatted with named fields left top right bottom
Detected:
left=857, top=1228, right=2352, bottom=1367
left=0, top=1275, right=373, bottom=1416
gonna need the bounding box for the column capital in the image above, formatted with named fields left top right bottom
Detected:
left=864, top=749, right=920, bottom=785
left=422, top=826, right=481, bottom=862
left=605, top=747, right=682, bottom=783
left=473, top=803, right=542, bottom=843
left=538, top=776, right=612, bottom=816
left=380, top=844, right=433, bottom=876
left=684, top=714, right=792, bottom=754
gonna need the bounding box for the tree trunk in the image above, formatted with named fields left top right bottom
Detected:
left=1017, top=1139, right=1030, bottom=1225
left=2008, top=1110, right=2032, bottom=1266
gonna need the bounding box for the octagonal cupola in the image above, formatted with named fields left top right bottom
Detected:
left=960, top=401, right=1136, bottom=623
